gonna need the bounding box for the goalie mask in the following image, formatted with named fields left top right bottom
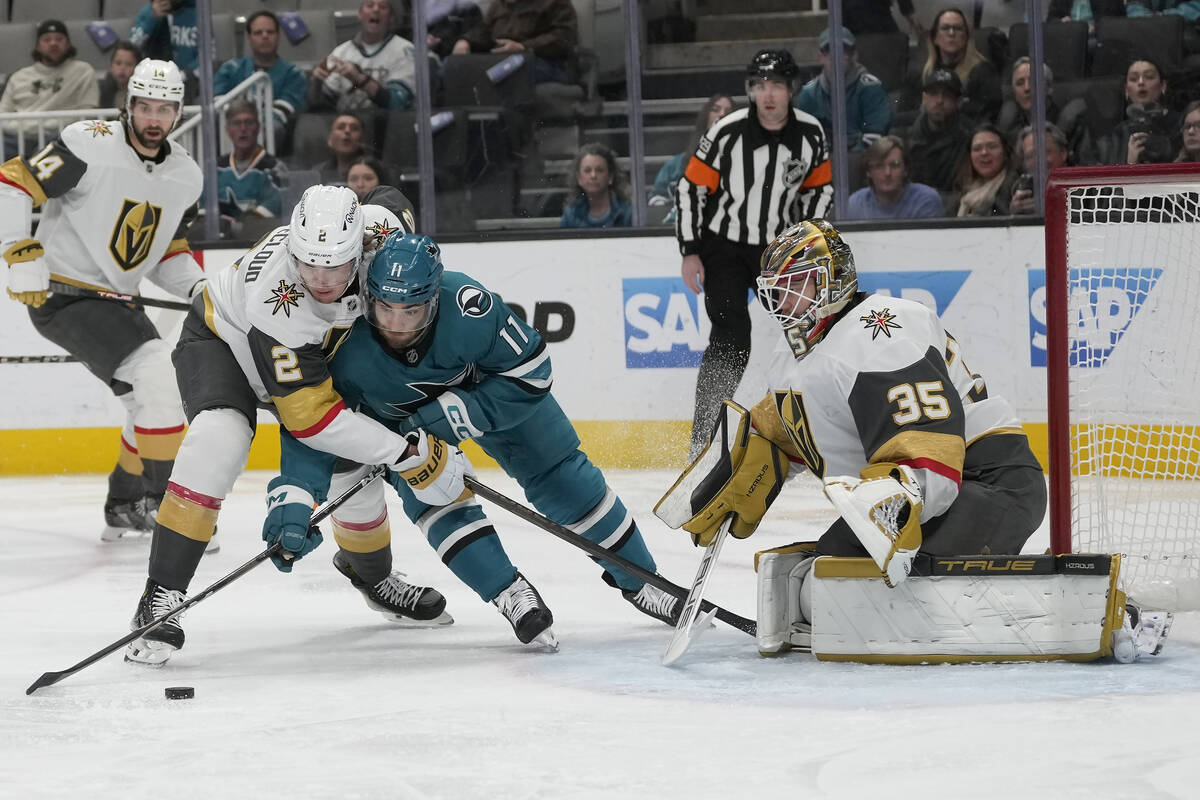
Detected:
left=125, top=58, right=185, bottom=133
left=363, top=232, right=443, bottom=341
left=287, top=185, right=364, bottom=302
left=756, top=219, right=857, bottom=359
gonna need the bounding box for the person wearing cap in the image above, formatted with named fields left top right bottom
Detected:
left=913, top=8, right=1001, bottom=123
left=674, top=48, right=833, bottom=458
left=795, top=27, right=892, bottom=152
left=0, top=20, right=100, bottom=143
left=0, top=59, right=205, bottom=542
left=905, top=67, right=973, bottom=194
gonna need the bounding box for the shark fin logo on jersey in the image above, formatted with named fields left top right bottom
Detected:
left=773, top=390, right=825, bottom=477
left=782, top=157, right=810, bottom=187
left=266, top=279, right=305, bottom=317
left=456, top=285, right=492, bottom=318
left=365, top=219, right=398, bottom=249
left=84, top=120, right=114, bottom=137
left=108, top=199, right=163, bottom=272
left=860, top=307, right=901, bottom=340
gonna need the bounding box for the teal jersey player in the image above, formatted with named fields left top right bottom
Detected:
left=267, top=233, right=680, bottom=648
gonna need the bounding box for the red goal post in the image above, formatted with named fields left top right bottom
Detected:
left=1045, top=163, right=1200, bottom=610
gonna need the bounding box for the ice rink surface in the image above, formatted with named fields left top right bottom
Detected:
left=3, top=469, right=1199, bottom=800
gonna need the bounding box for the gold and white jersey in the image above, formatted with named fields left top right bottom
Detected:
left=0, top=119, right=204, bottom=298
left=751, top=293, right=1023, bottom=519
left=201, top=204, right=408, bottom=464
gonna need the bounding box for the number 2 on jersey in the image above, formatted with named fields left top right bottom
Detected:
left=271, top=346, right=302, bottom=383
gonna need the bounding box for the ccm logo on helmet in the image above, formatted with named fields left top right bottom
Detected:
left=456, top=285, right=492, bottom=317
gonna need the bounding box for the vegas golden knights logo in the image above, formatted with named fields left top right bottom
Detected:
left=773, top=389, right=825, bottom=477
left=109, top=199, right=163, bottom=272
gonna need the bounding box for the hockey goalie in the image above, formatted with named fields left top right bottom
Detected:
left=655, top=219, right=1172, bottom=664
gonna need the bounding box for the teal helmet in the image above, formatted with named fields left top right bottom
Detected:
left=363, top=232, right=444, bottom=335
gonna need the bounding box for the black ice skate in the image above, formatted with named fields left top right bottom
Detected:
left=493, top=572, right=557, bottom=649
left=622, top=582, right=683, bottom=626
left=333, top=552, right=453, bottom=626
left=124, top=578, right=186, bottom=666
left=101, top=497, right=156, bottom=542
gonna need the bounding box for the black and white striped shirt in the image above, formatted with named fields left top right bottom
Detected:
left=674, top=107, right=833, bottom=255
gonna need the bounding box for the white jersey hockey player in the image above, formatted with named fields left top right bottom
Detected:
left=126, top=185, right=466, bottom=666
left=657, top=219, right=1172, bottom=664
left=0, top=58, right=204, bottom=542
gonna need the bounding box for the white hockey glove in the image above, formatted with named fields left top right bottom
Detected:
left=4, top=238, right=49, bottom=308
left=393, top=430, right=472, bottom=506
left=823, top=462, right=924, bottom=588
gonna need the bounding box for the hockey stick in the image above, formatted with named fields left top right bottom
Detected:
left=0, top=354, right=78, bottom=364
left=463, top=475, right=756, bottom=636
left=49, top=280, right=193, bottom=312
left=661, top=515, right=733, bottom=666
left=25, top=466, right=385, bottom=695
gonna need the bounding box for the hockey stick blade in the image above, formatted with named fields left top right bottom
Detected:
left=464, top=476, right=756, bottom=636
left=26, top=467, right=385, bottom=695
left=49, top=280, right=192, bottom=312
left=662, top=516, right=731, bottom=666
left=0, top=354, right=79, bottom=364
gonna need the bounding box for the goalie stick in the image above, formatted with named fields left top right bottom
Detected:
left=49, top=280, right=192, bottom=312
left=464, top=475, right=756, bottom=636
left=25, top=466, right=385, bottom=695
left=662, top=514, right=733, bottom=666
left=0, top=354, right=78, bottom=364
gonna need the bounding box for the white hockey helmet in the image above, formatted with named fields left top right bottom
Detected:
left=287, top=185, right=365, bottom=297
left=126, top=58, right=185, bottom=130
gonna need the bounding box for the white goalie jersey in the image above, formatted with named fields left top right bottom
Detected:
left=753, top=293, right=1023, bottom=519
left=0, top=118, right=204, bottom=298
left=201, top=204, right=407, bottom=462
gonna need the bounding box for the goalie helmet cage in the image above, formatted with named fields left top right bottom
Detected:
left=1045, top=162, right=1200, bottom=611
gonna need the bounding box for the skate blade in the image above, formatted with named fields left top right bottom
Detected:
left=532, top=627, right=559, bottom=651
left=124, top=639, right=176, bottom=666
left=100, top=527, right=151, bottom=543
left=383, top=610, right=455, bottom=627
left=203, top=537, right=220, bottom=555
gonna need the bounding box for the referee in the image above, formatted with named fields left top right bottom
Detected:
left=675, top=49, right=833, bottom=458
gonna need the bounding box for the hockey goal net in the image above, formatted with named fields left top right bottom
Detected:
left=1046, top=163, right=1200, bottom=611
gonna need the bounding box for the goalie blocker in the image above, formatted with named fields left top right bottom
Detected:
left=755, top=546, right=1173, bottom=664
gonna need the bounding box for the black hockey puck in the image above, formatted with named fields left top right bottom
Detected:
left=164, top=686, right=194, bottom=700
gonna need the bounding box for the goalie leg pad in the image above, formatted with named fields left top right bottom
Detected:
left=754, top=542, right=818, bottom=656
left=807, top=553, right=1136, bottom=663
left=655, top=401, right=789, bottom=545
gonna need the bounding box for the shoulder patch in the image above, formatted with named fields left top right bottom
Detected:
left=455, top=284, right=492, bottom=318
left=83, top=120, right=116, bottom=138
left=860, top=307, right=902, bottom=340
left=266, top=279, right=305, bottom=317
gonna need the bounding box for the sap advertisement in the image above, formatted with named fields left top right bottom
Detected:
left=2, top=225, right=1089, bottom=432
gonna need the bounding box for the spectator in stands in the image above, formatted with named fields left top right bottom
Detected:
left=309, top=0, right=418, bottom=113
left=997, top=57, right=1095, bottom=166
left=1102, top=57, right=1181, bottom=165
left=214, top=11, right=308, bottom=153
left=949, top=123, right=1018, bottom=216
left=452, top=0, right=578, bottom=85
left=1009, top=122, right=1072, bottom=215
left=914, top=8, right=1001, bottom=123
left=1046, top=0, right=1124, bottom=30
left=347, top=155, right=394, bottom=201
left=98, top=42, right=141, bottom=111
left=211, top=101, right=286, bottom=224
left=649, top=94, right=735, bottom=224
left=843, top=0, right=924, bottom=38
left=311, top=113, right=368, bottom=184
left=130, top=0, right=199, bottom=99
left=0, top=20, right=101, bottom=149
left=560, top=142, right=632, bottom=228
left=1175, top=100, right=1200, bottom=161
left=906, top=68, right=973, bottom=193
left=396, top=0, right=484, bottom=60
left=846, top=134, right=943, bottom=219
left=795, top=27, right=892, bottom=153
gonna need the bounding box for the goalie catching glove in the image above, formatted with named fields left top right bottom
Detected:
left=823, top=462, right=923, bottom=588
left=4, top=238, right=48, bottom=308
left=392, top=430, right=472, bottom=506
left=263, top=477, right=324, bottom=573
left=655, top=401, right=789, bottom=546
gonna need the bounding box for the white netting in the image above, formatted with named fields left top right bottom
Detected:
left=1065, top=183, right=1200, bottom=609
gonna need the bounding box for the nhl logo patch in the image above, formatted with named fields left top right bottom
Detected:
left=456, top=285, right=492, bottom=318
